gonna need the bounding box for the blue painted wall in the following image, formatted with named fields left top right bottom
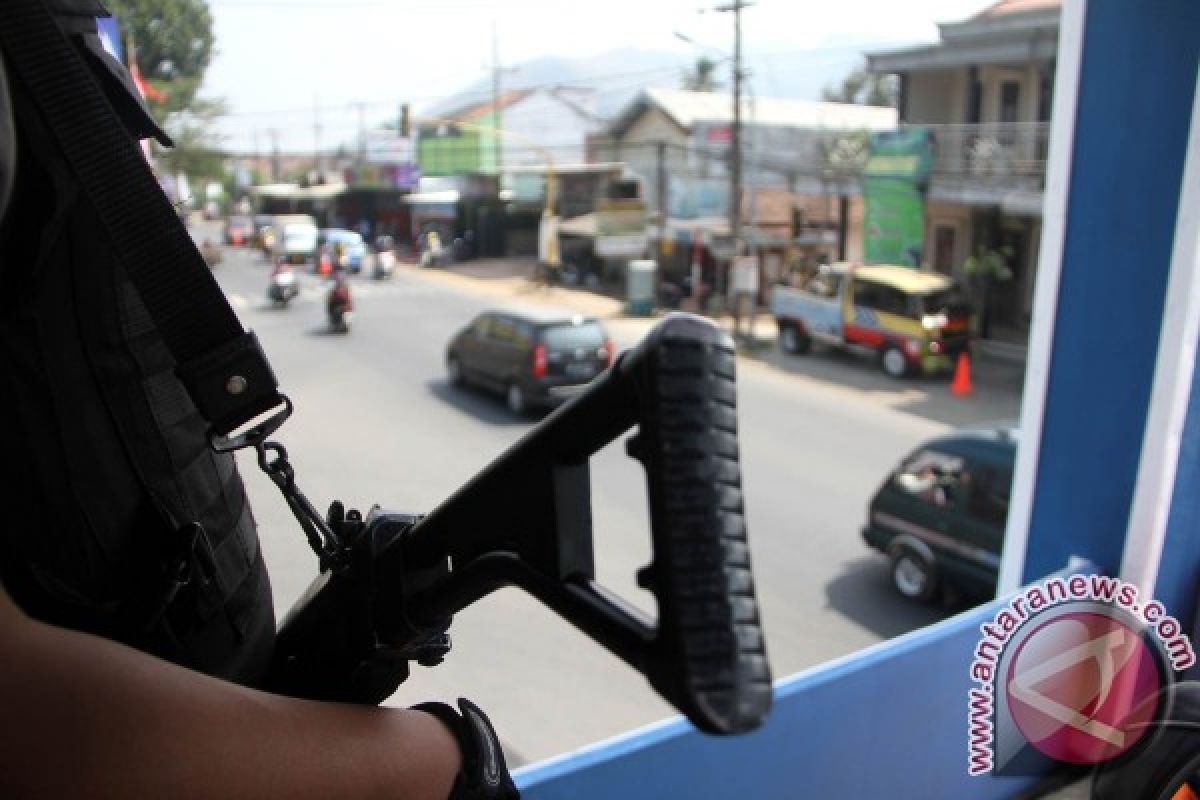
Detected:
left=1156, top=348, right=1200, bottom=638
left=516, top=589, right=1053, bottom=799
left=1023, top=0, right=1200, bottom=582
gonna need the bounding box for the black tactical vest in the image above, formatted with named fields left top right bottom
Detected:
left=0, top=5, right=275, bottom=685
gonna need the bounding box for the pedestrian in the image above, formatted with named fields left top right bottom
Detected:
left=0, top=3, right=516, bottom=798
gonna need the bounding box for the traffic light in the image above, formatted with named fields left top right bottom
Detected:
left=400, top=103, right=411, bottom=138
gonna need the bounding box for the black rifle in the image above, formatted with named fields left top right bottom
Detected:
left=265, top=314, right=772, bottom=735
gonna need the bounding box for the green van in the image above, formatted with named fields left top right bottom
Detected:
left=862, top=426, right=1016, bottom=603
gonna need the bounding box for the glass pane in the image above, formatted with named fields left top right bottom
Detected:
left=542, top=322, right=606, bottom=350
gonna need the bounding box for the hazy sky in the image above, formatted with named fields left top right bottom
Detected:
left=202, top=0, right=993, bottom=152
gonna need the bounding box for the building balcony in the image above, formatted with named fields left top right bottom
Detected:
left=925, top=121, right=1049, bottom=182
left=917, top=121, right=1050, bottom=212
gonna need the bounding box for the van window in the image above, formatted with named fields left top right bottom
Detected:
left=921, top=287, right=971, bottom=317
left=893, top=449, right=964, bottom=507
left=965, top=467, right=1012, bottom=526
left=853, top=280, right=912, bottom=318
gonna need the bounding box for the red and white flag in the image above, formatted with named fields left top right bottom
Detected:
left=128, top=57, right=166, bottom=103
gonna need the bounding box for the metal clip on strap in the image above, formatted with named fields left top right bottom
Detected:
left=178, top=331, right=287, bottom=442
left=209, top=395, right=293, bottom=454
left=256, top=441, right=342, bottom=567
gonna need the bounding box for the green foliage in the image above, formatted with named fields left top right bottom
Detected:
left=108, top=1, right=227, bottom=184
left=680, top=57, right=723, bottom=93
left=106, top=0, right=214, bottom=115
left=962, top=245, right=1015, bottom=283
left=821, top=67, right=897, bottom=108
left=819, top=130, right=870, bottom=174
left=959, top=245, right=1014, bottom=335
left=155, top=97, right=228, bottom=181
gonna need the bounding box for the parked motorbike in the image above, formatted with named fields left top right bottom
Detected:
left=268, top=259, right=300, bottom=307
left=372, top=235, right=395, bottom=280
left=327, top=271, right=354, bottom=332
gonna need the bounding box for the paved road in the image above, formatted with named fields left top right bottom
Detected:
left=201, top=230, right=1022, bottom=764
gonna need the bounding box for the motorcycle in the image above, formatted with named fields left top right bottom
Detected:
left=267, top=260, right=299, bottom=307
left=371, top=235, right=395, bottom=280
left=327, top=271, right=354, bottom=333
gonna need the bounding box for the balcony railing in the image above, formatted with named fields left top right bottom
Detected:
left=920, top=122, right=1052, bottom=185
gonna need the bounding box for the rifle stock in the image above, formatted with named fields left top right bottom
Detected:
left=269, top=313, right=772, bottom=735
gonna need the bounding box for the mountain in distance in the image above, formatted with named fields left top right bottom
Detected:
left=419, top=38, right=919, bottom=121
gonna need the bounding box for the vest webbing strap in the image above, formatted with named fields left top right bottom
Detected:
left=0, top=0, right=283, bottom=436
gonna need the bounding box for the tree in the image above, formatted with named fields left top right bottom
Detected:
left=821, top=67, right=897, bottom=108
left=155, top=97, right=228, bottom=179
left=107, top=0, right=227, bottom=184
left=959, top=245, right=1014, bottom=338
left=106, top=0, right=215, bottom=117
left=681, top=57, right=724, bottom=93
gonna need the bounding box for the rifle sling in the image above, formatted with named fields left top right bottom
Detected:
left=0, top=0, right=283, bottom=437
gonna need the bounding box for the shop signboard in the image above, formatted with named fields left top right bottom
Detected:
left=863, top=128, right=933, bottom=265
left=345, top=163, right=421, bottom=190
left=596, top=198, right=648, bottom=258
left=365, top=132, right=415, bottom=166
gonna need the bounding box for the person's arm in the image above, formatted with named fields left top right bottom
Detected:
left=0, top=584, right=461, bottom=799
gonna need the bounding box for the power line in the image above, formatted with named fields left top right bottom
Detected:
left=216, top=64, right=683, bottom=121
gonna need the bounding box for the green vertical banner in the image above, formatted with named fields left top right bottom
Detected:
left=863, top=128, right=933, bottom=266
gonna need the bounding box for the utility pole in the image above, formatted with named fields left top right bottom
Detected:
left=268, top=128, right=281, bottom=183
left=355, top=101, right=367, bottom=166
left=312, top=94, right=323, bottom=183
left=714, top=0, right=752, bottom=299
left=656, top=140, right=667, bottom=265
left=492, top=21, right=504, bottom=184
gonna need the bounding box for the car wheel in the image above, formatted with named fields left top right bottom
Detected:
left=889, top=544, right=938, bottom=602
left=780, top=324, right=811, bottom=355
left=446, top=355, right=463, bottom=386
left=881, top=346, right=909, bottom=379
left=506, top=382, right=528, bottom=415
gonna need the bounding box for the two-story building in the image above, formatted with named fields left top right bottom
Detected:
left=595, top=87, right=896, bottom=290
left=868, top=0, right=1060, bottom=347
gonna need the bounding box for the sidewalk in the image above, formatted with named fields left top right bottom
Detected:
left=401, top=257, right=811, bottom=339
left=402, top=258, right=1028, bottom=428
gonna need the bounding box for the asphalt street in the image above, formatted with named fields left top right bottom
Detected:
left=199, top=227, right=1022, bottom=765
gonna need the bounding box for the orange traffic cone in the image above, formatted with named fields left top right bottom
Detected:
left=951, top=352, right=974, bottom=396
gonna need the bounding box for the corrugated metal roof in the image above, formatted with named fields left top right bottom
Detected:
left=441, top=89, right=537, bottom=122
left=621, top=88, right=897, bottom=134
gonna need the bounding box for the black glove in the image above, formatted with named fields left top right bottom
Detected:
left=413, top=698, right=519, bottom=800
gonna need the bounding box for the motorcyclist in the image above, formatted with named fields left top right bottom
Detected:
left=333, top=239, right=350, bottom=271
left=327, top=264, right=354, bottom=329
left=422, top=229, right=443, bottom=267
